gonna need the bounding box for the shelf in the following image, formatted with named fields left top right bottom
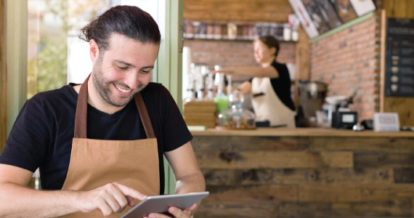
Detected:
left=184, top=37, right=297, bottom=43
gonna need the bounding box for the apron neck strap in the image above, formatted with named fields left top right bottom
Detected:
left=74, top=76, right=89, bottom=138
left=74, top=75, right=155, bottom=138
left=134, top=94, right=155, bottom=138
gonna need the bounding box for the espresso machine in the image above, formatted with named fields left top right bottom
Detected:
left=322, top=95, right=358, bottom=129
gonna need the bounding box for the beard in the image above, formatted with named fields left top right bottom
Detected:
left=91, top=58, right=144, bottom=108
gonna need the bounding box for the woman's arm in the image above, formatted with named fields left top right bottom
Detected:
left=237, top=81, right=252, bottom=95
left=215, top=65, right=279, bottom=78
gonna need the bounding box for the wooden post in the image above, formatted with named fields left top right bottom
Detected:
left=379, top=9, right=386, bottom=112
left=294, top=25, right=310, bottom=107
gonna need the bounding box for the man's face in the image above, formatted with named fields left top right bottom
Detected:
left=90, top=33, right=159, bottom=109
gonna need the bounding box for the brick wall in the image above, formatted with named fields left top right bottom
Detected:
left=310, top=15, right=379, bottom=121
left=184, top=39, right=296, bottom=71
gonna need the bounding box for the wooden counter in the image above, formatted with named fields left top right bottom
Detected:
left=191, top=128, right=414, bottom=218
left=192, top=127, right=414, bottom=137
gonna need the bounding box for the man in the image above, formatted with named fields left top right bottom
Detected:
left=0, top=5, right=205, bottom=218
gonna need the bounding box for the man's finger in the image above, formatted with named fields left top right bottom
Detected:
left=107, top=183, right=128, bottom=211
left=187, top=203, right=197, bottom=211
left=114, top=183, right=147, bottom=200
left=126, top=196, right=136, bottom=207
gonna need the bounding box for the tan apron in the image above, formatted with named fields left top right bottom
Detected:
left=251, top=77, right=296, bottom=128
left=61, top=77, right=160, bottom=217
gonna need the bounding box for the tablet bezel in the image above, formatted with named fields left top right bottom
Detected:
left=120, top=191, right=209, bottom=218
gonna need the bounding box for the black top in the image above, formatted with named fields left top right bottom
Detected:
left=0, top=83, right=192, bottom=194
left=249, top=61, right=296, bottom=111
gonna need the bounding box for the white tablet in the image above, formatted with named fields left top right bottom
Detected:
left=120, top=191, right=209, bottom=218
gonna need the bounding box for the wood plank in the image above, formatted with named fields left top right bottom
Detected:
left=308, top=137, right=414, bottom=152
left=183, top=0, right=292, bottom=22
left=192, top=135, right=309, bottom=152
left=354, top=152, right=414, bottom=168
left=195, top=200, right=278, bottom=218
left=278, top=200, right=412, bottom=217
left=298, top=184, right=414, bottom=202
left=394, top=168, right=414, bottom=184
left=202, top=168, right=394, bottom=186
left=198, top=201, right=267, bottom=218
left=203, top=184, right=414, bottom=203
left=0, top=0, right=6, bottom=152
left=204, top=184, right=298, bottom=202
left=196, top=199, right=412, bottom=218
left=383, top=97, right=414, bottom=127
left=407, top=0, right=414, bottom=19
left=395, top=0, right=407, bottom=18
left=193, top=134, right=414, bottom=153
left=197, top=151, right=353, bottom=169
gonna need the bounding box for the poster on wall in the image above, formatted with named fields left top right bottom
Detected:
left=288, top=0, right=319, bottom=38
left=290, top=0, right=342, bottom=36
left=289, top=0, right=375, bottom=38
left=350, top=0, right=376, bottom=16
left=329, top=0, right=358, bottom=23
left=385, top=18, right=414, bottom=97
left=309, top=0, right=343, bottom=33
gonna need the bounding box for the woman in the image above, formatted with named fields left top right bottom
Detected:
left=216, top=35, right=296, bottom=128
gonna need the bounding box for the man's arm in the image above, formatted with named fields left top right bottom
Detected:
left=165, top=141, right=205, bottom=194
left=0, top=164, right=146, bottom=217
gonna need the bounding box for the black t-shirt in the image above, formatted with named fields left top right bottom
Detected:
left=249, top=61, right=296, bottom=111
left=0, top=82, right=192, bottom=194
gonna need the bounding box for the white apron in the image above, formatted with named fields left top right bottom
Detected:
left=251, top=77, right=296, bottom=128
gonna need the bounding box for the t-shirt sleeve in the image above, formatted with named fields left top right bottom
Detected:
left=158, top=85, right=192, bottom=152
left=0, top=97, right=52, bottom=172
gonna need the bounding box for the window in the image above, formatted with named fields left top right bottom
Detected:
left=27, top=0, right=164, bottom=98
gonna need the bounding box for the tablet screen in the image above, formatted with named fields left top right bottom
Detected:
left=120, top=191, right=209, bottom=218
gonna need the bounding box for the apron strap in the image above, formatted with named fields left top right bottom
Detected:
left=134, top=94, right=155, bottom=138
left=74, top=75, right=156, bottom=139
left=74, top=76, right=89, bottom=138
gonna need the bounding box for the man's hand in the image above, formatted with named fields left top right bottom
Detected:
left=74, top=182, right=146, bottom=216
left=144, top=203, right=198, bottom=218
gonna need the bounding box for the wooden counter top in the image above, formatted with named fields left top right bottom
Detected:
left=191, top=127, right=414, bottom=137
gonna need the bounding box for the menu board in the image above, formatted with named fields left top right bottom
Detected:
left=385, top=18, right=414, bottom=97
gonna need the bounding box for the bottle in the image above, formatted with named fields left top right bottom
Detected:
left=183, top=64, right=196, bottom=102
left=213, top=65, right=229, bottom=114
left=206, top=73, right=214, bottom=100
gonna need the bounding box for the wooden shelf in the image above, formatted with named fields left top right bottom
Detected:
left=184, top=37, right=297, bottom=43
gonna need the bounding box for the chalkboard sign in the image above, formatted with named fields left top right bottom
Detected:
left=385, top=18, right=414, bottom=97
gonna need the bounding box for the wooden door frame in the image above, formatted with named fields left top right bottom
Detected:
left=1, top=0, right=7, bottom=151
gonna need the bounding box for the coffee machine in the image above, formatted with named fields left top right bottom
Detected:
left=322, top=95, right=358, bottom=129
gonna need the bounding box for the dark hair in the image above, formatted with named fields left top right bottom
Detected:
left=257, top=35, right=280, bottom=57
left=80, top=5, right=161, bottom=50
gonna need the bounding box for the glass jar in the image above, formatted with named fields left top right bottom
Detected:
left=216, top=107, right=256, bottom=130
